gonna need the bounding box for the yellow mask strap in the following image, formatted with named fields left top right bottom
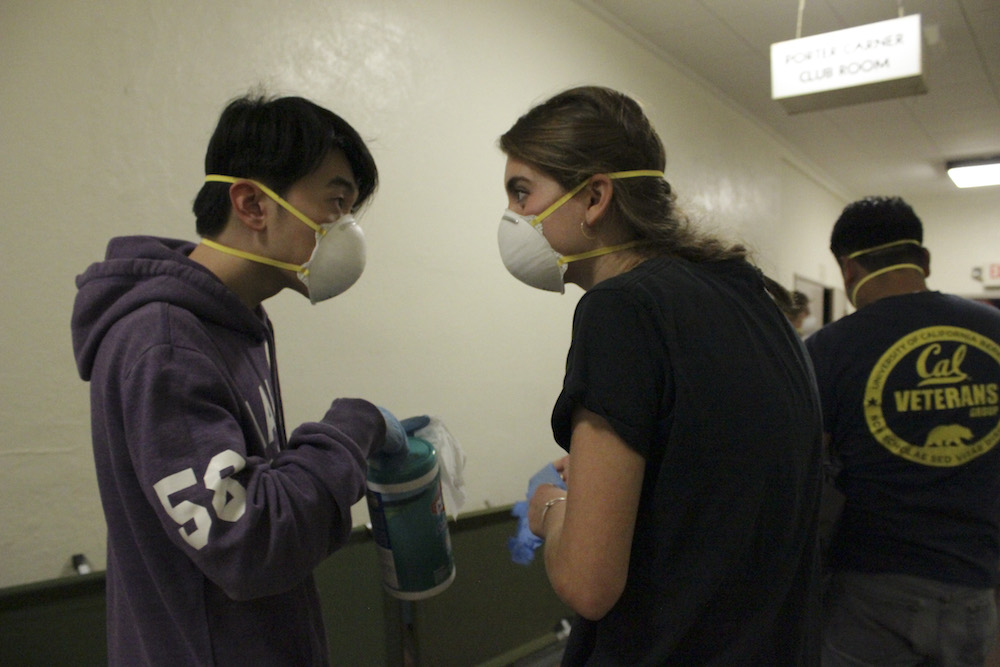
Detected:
left=844, top=239, right=924, bottom=306
left=205, top=174, right=326, bottom=236
left=849, top=263, right=924, bottom=306
left=200, top=237, right=307, bottom=275
left=531, top=170, right=665, bottom=227
left=559, top=241, right=643, bottom=266
left=846, top=238, right=921, bottom=259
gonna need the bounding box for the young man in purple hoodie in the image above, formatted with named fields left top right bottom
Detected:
left=71, top=94, right=406, bottom=665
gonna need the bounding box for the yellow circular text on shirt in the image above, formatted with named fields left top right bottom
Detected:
left=864, top=326, right=1000, bottom=467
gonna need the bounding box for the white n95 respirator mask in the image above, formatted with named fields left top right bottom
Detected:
left=201, top=175, right=366, bottom=303
left=497, top=170, right=664, bottom=293
left=497, top=209, right=572, bottom=293
left=297, top=215, right=366, bottom=302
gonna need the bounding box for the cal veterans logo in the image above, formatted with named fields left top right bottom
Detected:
left=864, top=326, right=1000, bottom=467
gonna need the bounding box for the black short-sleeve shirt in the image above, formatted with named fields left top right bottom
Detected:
left=806, top=291, right=1000, bottom=588
left=553, top=256, right=824, bottom=665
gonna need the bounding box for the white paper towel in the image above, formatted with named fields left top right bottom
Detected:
left=412, top=416, right=466, bottom=518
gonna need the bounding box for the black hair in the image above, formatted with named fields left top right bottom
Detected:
left=193, top=94, right=378, bottom=236
left=830, top=196, right=924, bottom=270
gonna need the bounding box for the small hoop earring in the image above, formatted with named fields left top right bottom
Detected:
left=580, top=221, right=598, bottom=240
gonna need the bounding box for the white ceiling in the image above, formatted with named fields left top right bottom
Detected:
left=575, top=0, right=1000, bottom=200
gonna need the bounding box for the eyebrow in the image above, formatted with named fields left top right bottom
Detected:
left=327, top=176, right=357, bottom=194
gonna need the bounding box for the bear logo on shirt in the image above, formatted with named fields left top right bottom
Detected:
left=924, top=424, right=974, bottom=447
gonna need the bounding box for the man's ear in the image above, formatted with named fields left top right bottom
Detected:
left=229, top=182, right=268, bottom=231
left=920, top=247, right=931, bottom=278
left=583, top=174, right=613, bottom=224
left=840, top=256, right=863, bottom=290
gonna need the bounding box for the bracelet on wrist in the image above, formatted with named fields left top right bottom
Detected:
left=541, top=496, right=567, bottom=526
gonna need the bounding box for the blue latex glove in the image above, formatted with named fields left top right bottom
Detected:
left=527, top=462, right=566, bottom=500
left=376, top=406, right=408, bottom=457
left=400, top=415, right=430, bottom=436
left=507, top=462, right=567, bottom=565
left=508, top=500, right=542, bottom=565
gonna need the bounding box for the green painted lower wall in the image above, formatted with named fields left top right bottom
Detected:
left=0, top=573, right=107, bottom=666
left=0, top=506, right=570, bottom=666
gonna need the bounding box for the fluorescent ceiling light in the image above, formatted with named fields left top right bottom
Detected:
left=947, top=158, right=1000, bottom=188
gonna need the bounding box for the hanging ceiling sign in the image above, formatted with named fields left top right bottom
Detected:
left=771, top=14, right=926, bottom=114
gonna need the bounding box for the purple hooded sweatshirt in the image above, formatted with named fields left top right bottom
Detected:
left=71, top=236, right=384, bottom=666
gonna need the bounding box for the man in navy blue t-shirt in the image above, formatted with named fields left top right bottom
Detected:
left=806, top=196, right=1000, bottom=665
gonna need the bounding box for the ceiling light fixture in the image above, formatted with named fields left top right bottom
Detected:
left=946, top=157, right=1000, bottom=189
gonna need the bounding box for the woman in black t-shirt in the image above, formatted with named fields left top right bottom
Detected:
left=496, top=86, right=825, bottom=665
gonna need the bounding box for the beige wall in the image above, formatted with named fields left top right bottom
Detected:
left=909, top=188, right=1000, bottom=297
left=6, top=0, right=985, bottom=588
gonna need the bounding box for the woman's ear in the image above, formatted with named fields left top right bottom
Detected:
left=229, top=182, right=268, bottom=231
left=583, top=174, right=613, bottom=224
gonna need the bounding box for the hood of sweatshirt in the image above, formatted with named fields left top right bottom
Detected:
left=72, top=235, right=269, bottom=381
